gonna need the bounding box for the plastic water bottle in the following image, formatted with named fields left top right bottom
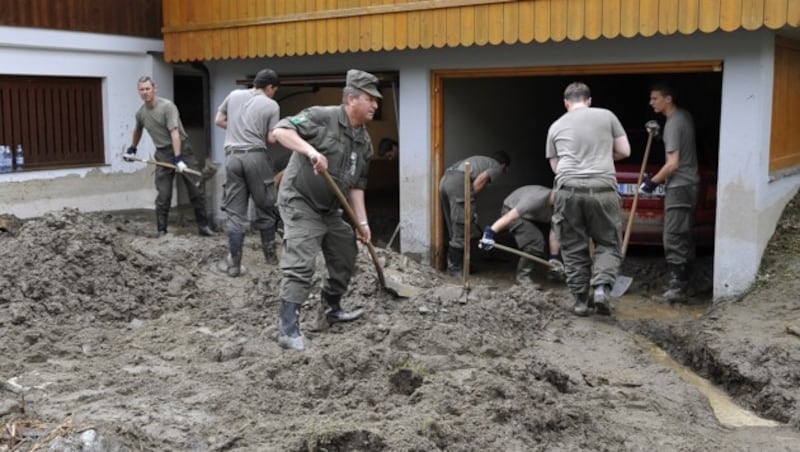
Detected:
left=0, top=146, right=11, bottom=173
left=14, top=144, right=24, bottom=171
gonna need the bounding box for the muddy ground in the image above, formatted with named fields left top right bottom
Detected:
left=1, top=193, right=799, bottom=451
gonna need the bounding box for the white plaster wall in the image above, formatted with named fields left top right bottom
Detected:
left=202, top=29, right=798, bottom=300
left=0, top=26, right=168, bottom=217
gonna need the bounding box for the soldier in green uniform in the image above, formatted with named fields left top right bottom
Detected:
left=478, top=185, right=565, bottom=286
left=439, top=152, right=510, bottom=276
left=271, top=69, right=382, bottom=351
left=124, top=76, right=214, bottom=238
left=546, top=82, right=631, bottom=316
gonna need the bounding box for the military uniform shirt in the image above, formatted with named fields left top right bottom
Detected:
left=276, top=105, right=373, bottom=213
left=449, top=156, right=504, bottom=183
left=135, top=98, right=189, bottom=149
left=503, top=185, right=553, bottom=224
left=662, top=108, right=700, bottom=188
left=218, top=89, right=280, bottom=151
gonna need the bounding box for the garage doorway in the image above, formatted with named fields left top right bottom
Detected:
left=431, top=62, right=723, bottom=270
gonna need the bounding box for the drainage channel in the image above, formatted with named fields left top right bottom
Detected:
left=612, top=295, right=783, bottom=428
left=632, top=333, right=781, bottom=428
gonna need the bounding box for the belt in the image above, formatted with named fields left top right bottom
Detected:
left=560, top=185, right=616, bottom=194
left=226, top=148, right=266, bottom=155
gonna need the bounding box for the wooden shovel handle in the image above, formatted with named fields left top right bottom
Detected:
left=621, top=128, right=656, bottom=257
left=317, top=167, right=388, bottom=289
left=126, top=155, right=203, bottom=177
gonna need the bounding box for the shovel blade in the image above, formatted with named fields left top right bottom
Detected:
left=611, top=275, right=633, bottom=298
left=384, top=269, right=420, bottom=298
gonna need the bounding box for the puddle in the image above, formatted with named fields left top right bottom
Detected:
left=615, top=294, right=706, bottom=320
left=633, top=334, right=782, bottom=428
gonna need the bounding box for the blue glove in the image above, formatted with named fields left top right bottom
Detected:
left=479, top=226, right=496, bottom=250
left=639, top=175, right=659, bottom=194
left=123, top=146, right=137, bottom=161
left=173, top=155, right=188, bottom=173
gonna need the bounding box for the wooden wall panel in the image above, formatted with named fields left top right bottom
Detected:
left=0, top=0, right=162, bottom=38
left=769, top=37, right=800, bottom=172
left=160, top=0, right=800, bottom=61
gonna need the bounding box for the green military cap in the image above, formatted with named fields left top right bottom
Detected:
left=346, top=69, right=382, bottom=99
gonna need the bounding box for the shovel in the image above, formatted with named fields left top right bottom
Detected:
left=124, top=154, right=219, bottom=186
left=317, top=166, right=418, bottom=298
left=611, top=121, right=659, bottom=298
left=491, top=242, right=561, bottom=269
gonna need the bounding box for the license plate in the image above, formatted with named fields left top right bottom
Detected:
left=618, top=183, right=665, bottom=197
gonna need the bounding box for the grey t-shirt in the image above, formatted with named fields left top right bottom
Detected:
left=218, top=88, right=280, bottom=151
left=276, top=105, right=373, bottom=213
left=449, top=155, right=504, bottom=183
left=663, top=108, right=700, bottom=187
left=503, top=185, right=553, bottom=223
left=545, top=107, right=626, bottom=190
left=135, top=98, right=188, bottom=149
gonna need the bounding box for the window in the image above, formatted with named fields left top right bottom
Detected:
left=0, top=75, right=104, bottom=170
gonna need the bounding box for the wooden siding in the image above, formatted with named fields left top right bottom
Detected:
left=162, top=0, right=800, bottom=62
left=0, top=0, right=162, bottom=38
left=769, top=36, right=800, bottom=173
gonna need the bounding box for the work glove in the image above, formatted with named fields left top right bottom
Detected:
left=478, top=226, right=496, bottom=250
left=639, top=175, right=659, bottom=194
left=174, top=155, right=188, bottom=173
left=123, top=146, right=136, bottom=161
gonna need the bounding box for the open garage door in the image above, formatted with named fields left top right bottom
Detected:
left=431, top=61, right=723, bottom=270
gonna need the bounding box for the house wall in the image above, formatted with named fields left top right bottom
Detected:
left=205, top=29, right=800, bottom=300
left=0, top=26, right=169, bottom=218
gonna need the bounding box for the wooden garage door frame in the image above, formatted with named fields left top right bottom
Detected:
left=430, top=60, right=723, bottom=269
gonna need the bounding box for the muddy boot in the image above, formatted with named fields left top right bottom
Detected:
left=322, top=292, right=364, bottom=324
left=277, top=300, right=305, bottom=351
left=447, top=247, right=464, bottom=277
left=194, top=208, right=214, bottom=237
left=592, top=284, right=611, bottom=316
left=547, top=258, right=566, bottom=283
left=155, top=212, right=168, bottom=238
left=227, top=232, right=245, bottom=277
left=572, top=292, right=591, bottom=317
left=260, top=227, right=278, bottom=265
left=662, top=264, right=689, bottom=303
left=515, top=256, right=539, bottom=288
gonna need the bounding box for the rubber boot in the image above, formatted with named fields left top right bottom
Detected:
left=227, top=232, right=245, bottom=277
left=515, top=257, right=539, bottom=288
left=260, top=227, right=278, bottom=265
left=195, top=207, right=214, bottom=237
left=572, top=292, right=591, bottom=317
left=322, top=292, right=364, bottom=324
left=592, top=284, right=611, bottom=315
left=662, top=264, right=689, bottom=303
left=156, top=212, right=168, bottom=238
left=277, top=300, right=305, bottom=351
left=447, top=247, right=464, bottom=277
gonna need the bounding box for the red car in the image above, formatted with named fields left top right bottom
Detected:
left=616, top=151, right=717, bottom=249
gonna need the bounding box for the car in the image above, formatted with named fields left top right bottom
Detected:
left=616, top=129, right=717, bottom=249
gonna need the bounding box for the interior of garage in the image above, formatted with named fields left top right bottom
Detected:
left=437, top=68, right=722, bottom=270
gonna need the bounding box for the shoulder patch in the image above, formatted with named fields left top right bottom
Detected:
left=289, top=114, right=308, bottom=125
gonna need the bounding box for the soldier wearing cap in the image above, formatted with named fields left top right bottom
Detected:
left=214, top=68, right=282, bottom=277
left=271, top=69, right=382, bottom=351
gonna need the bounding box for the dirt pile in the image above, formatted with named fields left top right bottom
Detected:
left=2, top=201, right=800, bottom=451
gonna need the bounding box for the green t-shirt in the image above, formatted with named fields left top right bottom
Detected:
left=503, top=185, right=553, bottom=223
left=135, top=98, right=188, bottom=149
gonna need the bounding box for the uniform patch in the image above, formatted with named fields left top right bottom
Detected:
left=289, top=114, right=308, bottom=125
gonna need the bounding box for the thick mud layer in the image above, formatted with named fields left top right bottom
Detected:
left=1, top=197, right=799, bottom=451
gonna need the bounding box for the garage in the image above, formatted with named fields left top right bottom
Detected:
left=431, top=62, right=723, bottom=270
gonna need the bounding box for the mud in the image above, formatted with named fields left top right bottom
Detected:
left=1, top=195, right=799, bottom=451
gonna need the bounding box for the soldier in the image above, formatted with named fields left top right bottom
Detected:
left=271, top=69, right=382, bottom=351
left=124, top=76, right=214, bottom=238
left=478, top=185, right=565, bottom=286
left=546, top=82, right=631, bottom=316
left=439, top=152, right=510, bottom=276
left=215, top=69, right=281, bottom=276
left=641, top=83, right=700, bottom=303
